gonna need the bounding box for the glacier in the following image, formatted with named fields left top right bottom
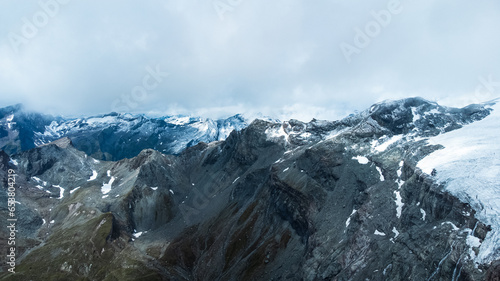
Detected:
left=418, top=99, right=500, bottom=263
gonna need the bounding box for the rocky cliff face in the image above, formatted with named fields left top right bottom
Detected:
left=0, top=97, right=498, bottom=280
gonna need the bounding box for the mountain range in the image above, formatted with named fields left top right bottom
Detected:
left=0, top=97, right=499, bottom=280
left=0, top=104, right=248, bottom=161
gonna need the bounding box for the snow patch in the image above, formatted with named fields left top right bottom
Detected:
left=133, top=232, right=143, bottom=238
left=345, top=209, right=356, bottom=228
left=84, top=116, right=118, bottom=126
left=300, top=132, right=312, bottom=139
left=392, top=227, right=400, bottom=238
left=467, top=235, right=481, bottom=248
left=345, top=217, right=351, bottom=228
left=5, top=114, right=14, bottom=129
left=169, top=189, right=174, bottom=194
left=396, top=179, right=404, bottom=189
left=265, top=124, right=289, bottom=142
left=167, top=116, right=191, bottom=125
left=420, top=208, right=426, bottom=221
left=101, top=177, right=115, bottom=194
left=373, top=135, right=403, bottom=152
left=70, top=186, right=80, bottom=194
left=425, top=108, right=441, bottom=115
left=466, top=234, right=482, bottom=259
left=397, top=160, right=404, bottom=178
left=376, top=166, right=385, bottom=181
left=374, top=230, right=386, bottom=236
left=411, top=107, right=421, bottom=122
left=394, top=191, right=404, bottom=218
left=54, top=185, right=64, bottom=199
left=150, top=187, right=158, bottom=191
left=353, top=156, right=369, bottom=165
left=9, top=159, right=18, bottom=166
left=87, top=170, right=98, bottom=181
left=324, top=128, right=348, bottom=140
left=191, top=121, right=210, bottom=133
left=283, top=167, right=289, bottom=172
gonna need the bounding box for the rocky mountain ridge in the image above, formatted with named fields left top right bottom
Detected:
left=0, top=97, right=499, bottom=280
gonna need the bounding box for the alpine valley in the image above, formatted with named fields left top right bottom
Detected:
left=0, top=97, right=499, bottom=280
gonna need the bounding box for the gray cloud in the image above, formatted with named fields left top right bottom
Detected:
left=1, top=0, right=499, bottom=121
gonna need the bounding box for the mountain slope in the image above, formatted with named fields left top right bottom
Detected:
left=0, top=97, right=498, bottom=280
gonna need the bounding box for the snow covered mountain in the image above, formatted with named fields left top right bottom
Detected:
left=0, top=97, right=499, bottom=280
left=0, top=105, right=248, bottom=160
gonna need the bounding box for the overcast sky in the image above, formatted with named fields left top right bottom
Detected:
left=1, top=0, right=500, bottom=121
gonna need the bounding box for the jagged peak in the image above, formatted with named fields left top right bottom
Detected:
left=128, top=148, right=169, bottom=170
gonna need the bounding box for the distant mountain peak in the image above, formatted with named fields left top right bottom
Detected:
left=40, top=136, right=73, bottom=149
left=0, top=105, right=249, bottom=160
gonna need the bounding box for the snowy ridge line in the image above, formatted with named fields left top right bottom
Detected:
left=417, top=101, right=500, bottom=264
left=427, top=242, right=456, bottom=281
